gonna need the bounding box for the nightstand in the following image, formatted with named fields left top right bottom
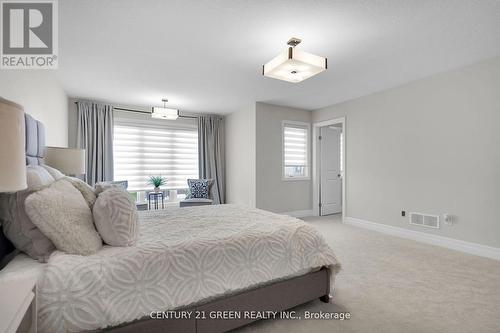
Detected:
left=0, top=277, right=37, bottom=333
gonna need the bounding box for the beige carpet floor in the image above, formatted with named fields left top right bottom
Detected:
left=235, top=215, right=500, bottom=333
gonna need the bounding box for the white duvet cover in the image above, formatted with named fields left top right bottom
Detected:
left=34, top=204, right=340, bottom=332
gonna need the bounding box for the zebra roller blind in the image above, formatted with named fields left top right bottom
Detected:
left=283, top=121, right=310, bottom=179
left=113, top=116, right=198, bottom=191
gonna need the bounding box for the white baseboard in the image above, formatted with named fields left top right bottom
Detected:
left=345, top=217, right=500, bottom=261
left=282, top=210, right=315, bottom=218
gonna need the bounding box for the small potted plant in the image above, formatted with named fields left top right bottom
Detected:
left=148, top=175, right=167, bottom=193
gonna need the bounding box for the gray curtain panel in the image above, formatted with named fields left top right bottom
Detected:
left=198, top=115, right=225, bottom=204
left=76, top=101, right=114, bottom=185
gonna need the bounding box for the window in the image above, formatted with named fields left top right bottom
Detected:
left=113, top=117, right=198, bottom=191
left=282, top=121, right=310, bottom=180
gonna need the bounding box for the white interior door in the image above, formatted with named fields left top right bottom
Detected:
left=320, top=126, right=342, bottom=215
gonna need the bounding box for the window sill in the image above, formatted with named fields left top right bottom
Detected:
left=282, top=177, right=311, bottom=182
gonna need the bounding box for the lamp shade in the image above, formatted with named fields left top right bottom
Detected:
left=151, top=107, right=179, bottom=120
left=45, top=147, right=86, bottom=176
left=0, top=98, right=27, bottom=192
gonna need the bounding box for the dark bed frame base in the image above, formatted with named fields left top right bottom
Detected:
left=101, top=267, right=331, bottom=333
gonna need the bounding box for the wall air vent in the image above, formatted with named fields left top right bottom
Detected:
left=409, top=212, right=440, bottom=229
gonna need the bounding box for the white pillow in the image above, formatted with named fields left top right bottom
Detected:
left=41, top=164, right=65, bottom=180
left=94, top=182, right=127, bottom=195
left=93, top=188, right=138, bottom=246
left=65, top=177, right=97, bottom=208
left=26, top=165, right=55, bottom=189
left=25, top=179, right=103, bottom=255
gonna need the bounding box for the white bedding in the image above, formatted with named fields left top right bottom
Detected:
left=23, top=204, right=340, bottom=332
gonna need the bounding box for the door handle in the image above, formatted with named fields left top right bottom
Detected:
left=337, top=174, right=341, bottom=178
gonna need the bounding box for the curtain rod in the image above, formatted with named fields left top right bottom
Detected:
left=73, top=102, right=198, bottom=119
left=114, top=107, right=198, bottom=119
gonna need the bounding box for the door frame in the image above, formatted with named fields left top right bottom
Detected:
left=312, top=117, right=346, bottom=220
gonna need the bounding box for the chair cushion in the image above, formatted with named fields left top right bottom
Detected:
left=93, top=188, right=138, bottom=247
left=182, top=198, right=213, bottom=203
left=25, top=179, right=102, bottom=256
left=179, top=198, right=213, bottom=207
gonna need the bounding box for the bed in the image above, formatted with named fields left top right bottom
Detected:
left=0, top=114, right=341, bottom=333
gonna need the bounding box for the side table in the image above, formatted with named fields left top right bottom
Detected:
left=148, top=191, right=164, bottom=210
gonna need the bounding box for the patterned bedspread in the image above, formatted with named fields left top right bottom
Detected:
left=37, top=204, right=341, bottom=332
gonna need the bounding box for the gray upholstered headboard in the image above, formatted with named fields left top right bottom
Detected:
left=1, top=113, right=45, bottom=269
left=24, top=113, right=45, bottom=166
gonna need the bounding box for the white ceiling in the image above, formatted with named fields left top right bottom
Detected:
left=58, top=0, right=500, bottom=114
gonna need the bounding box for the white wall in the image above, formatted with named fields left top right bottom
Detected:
left=255, top=102, right=312, bottom=213
left=0, top=71, right=68, bottom=146
left=313, top=56, right=500, bottom=248
left=225, top=104, right=256, bottom=207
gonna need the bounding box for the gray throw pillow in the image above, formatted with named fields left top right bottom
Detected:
left=27, top=165, right=55, bottom=189
left=25, top=179, right=102, bottom=256
left=93, top=188, right=138, bottom=247
left=0, top=190, right=56, bottom=262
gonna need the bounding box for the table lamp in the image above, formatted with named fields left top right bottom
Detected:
left=0, top=98, right=27, bottom=192
left=45, top=147, right=86, bottom=176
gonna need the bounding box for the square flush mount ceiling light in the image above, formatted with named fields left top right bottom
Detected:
left=152, top=99, right=179, bottom=120
left=263, top=38, right=327, bottom=83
